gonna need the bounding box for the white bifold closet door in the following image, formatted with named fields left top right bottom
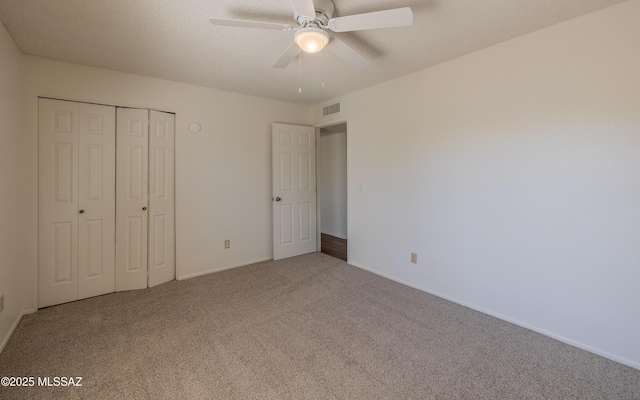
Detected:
left=38, top=98, right=116, bottom=308
left=115, top=108, right=175, bottom=291
left=115, top=108, right=149, bottom=291
left=39, top=99, right=175, bottom=308
left=147, top=110, right=176, bottom=287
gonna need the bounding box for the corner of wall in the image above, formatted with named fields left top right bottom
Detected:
left=0, top=19, right=31, bottom=353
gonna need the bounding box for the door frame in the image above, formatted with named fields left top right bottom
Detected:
left=315, top=119, right=350, bottom=262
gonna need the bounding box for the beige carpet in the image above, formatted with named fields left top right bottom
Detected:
left=1, top=253, right=639, bottom=399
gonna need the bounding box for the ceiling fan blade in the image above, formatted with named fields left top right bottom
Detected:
left=272, top=42, right=300, bottom=69
left=291, top=0, right=317, bottom=19
left=210, top=18, right=291, bottom=31
left=326, top=38, right=369, bottom=69
left=327, top=7, right=413, bottom=32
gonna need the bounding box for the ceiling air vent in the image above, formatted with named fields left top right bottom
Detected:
left=323, top=102, right=341, bottom=117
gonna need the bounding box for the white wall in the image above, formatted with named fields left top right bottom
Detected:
left=319, top=132, right=347, bottom=239
left=21, top=56, right=312, bottom=310
left=313, top=0, right=640, bottom=369
left=0, top=21, right=28, bottom=351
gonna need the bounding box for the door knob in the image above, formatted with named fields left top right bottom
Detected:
left=275, top=197, right=281, bottom=202
left=142, top=207, right=147, bottom=211
left=79, top=209, right=85, bottom=214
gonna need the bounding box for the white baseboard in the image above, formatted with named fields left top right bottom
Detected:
left=0, top=309, right=36, bottom=354
left=348, top=261, right=640, bottom=371
left=177, top=258, right=272, bottom=281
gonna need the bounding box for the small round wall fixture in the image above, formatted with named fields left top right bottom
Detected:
left=189, top=122, right=201, bottom=133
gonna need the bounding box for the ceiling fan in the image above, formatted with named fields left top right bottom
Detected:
left=210, top=0, right=413, bottom=69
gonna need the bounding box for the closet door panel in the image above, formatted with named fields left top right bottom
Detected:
left=38, top=99, right=80, bottom=308
left=148, top=111, right=175, bottom=287
left=116, top=108, right=149, bottom=291
left=78, top=103, right=116, bottom=299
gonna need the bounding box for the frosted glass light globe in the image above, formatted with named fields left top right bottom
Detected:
left=295, top=27, right=329, bottom=54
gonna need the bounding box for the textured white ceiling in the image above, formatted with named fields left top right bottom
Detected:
left=0, top=0, right=627, bottom=104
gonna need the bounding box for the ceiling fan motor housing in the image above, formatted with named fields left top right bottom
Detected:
left=295, top=0, right=335, bottom=26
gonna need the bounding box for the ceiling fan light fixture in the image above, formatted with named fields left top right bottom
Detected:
left=295, top=27, right=329, bottom=53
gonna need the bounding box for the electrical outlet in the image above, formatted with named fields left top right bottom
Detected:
left=224, top=239, right=230, bottom=249
left=411, top=253, right=418, bottom=264
left=0, top=294, right=4, bottom=314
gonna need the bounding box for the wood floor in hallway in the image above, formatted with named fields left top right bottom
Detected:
left=321, top=233, right=347, bottom=261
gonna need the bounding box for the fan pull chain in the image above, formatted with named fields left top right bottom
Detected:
left=322, top=58, right=326, bottom=88
left=298, top=49, right=303, bottom=93
left=322, top=44, right=326, bottom=88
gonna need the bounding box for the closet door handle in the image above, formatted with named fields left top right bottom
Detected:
left=142, top=207, right=147, bottom=211
left=79, top=210, right=85, bottom=214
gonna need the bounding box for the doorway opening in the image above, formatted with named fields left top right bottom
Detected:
left=318, top=122, right=347, bottom=261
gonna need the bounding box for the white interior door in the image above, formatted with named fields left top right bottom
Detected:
left=116, top=108, right=148, bottom=291
left=148, top=110, right=175, bottom=287
left=38, top=99, right=80, bottom=307
left=38, top=99, right=116, bottom=308
left=77, top=103, right=116, bottom=299
left=39, top=99, right=175, bottom=305
left=272, top=123, right=317, bottom=260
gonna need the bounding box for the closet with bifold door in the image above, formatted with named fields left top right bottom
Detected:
left=38, top=98, right=175, bottom=308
